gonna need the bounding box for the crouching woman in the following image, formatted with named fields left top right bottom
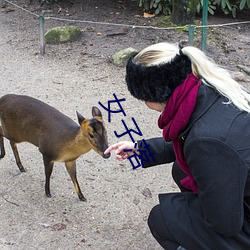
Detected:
left=105, top=42, right=250, bottom=250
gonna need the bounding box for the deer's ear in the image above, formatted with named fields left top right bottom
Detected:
left=76, top=111, right=85, bottom=125
left=92, top=106, right=102, bottom=118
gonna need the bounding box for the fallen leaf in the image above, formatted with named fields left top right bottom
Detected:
left=143, top=12, right=155, bottom=18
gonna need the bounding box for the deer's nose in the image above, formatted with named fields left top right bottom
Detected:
left=103, top=152, right=111, bottom=159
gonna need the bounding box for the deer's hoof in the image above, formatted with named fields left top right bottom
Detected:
left=79, top=196, right=87, bottom=202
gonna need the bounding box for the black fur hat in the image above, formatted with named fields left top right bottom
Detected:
left=125, top=52, right=192, bottom=103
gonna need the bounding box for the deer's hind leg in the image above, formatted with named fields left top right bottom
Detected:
left=65, top=161, right=86, bottom=202
left=0, top=126, right=5, bottom=159
left=10, top=141, right=26, bottom=172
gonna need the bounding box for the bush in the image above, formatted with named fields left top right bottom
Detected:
left=212, top=0, right=250, bottom=17
left=135, top=0, right=172, bottom=15
left=136, top=0, right=250, bottom=17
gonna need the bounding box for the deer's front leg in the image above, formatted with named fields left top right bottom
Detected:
left=43, top=155, right=54, bottom=198
left=65, top=160, right=86, bottom=202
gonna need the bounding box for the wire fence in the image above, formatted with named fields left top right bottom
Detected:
left=3, top=0, right=250, bottom=55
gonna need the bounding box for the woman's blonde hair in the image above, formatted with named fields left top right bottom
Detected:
left=134, top=42, right=250, bottom=113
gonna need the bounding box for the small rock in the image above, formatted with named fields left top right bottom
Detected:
left=0, top=0, right=6, bottom=8
left=39, top=223, right=50, bottom=228
left=5, top=241, right=15, bottom=246
left=133, top=197, right=140, bottom=205
left=45, top=26, right=82, bottom=44
left=142, top=187, right=152, bottom=198
left=112, top=47, right=138, bottom=67
left=231, top=71, right=247, bottom=82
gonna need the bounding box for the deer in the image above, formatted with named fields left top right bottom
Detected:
left=0, top=94, right=110, bottom=201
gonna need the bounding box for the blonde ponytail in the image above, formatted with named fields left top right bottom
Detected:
left=182, top=46, right=250, bottom=112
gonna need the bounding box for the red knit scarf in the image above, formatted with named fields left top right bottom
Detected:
left=158, top=73, right=201, bottom=194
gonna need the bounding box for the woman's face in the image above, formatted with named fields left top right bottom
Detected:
left=145, top=102, right=166, bottom=112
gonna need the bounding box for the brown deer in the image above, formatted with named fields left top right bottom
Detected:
left=0, top=94, right=110, bottom=201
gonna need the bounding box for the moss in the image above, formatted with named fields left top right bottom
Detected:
left=152, top=16, right=172, bottom=27
left=152, top=16, right=197, bottom=32
left=45, top=26, right=82, bottom=44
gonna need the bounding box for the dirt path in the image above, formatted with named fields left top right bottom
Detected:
left=0, top=3, right=176, bottom=250
left=0, top=1, right=249, bottom=249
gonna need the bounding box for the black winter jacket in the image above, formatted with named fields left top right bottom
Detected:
left=139, top=84, right=250, bottom=249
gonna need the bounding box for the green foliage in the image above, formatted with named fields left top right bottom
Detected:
left=239, top=0, right=250, bottom=9
left=136, top=0, right=172, bottom=15
left=197, top=0, right=216, bottom=15
left=213, top=0, right=237, bottom=17
left=135, top=0, right=250, bottom=18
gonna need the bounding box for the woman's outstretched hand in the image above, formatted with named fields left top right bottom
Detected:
left=104, top=141, right=138, bottom=160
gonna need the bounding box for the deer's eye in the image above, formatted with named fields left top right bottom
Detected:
left=89, top=133, right=94, bottom=139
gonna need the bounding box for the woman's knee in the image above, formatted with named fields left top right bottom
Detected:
left=148, top=204, right=161, bottom=232
left=148, top=205, right=179, bottom=249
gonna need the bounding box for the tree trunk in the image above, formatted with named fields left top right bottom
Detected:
left=171, top=0, right=198, bottom=25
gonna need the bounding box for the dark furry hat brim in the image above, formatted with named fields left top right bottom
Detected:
left=125, top=53, right=192, bottom=103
